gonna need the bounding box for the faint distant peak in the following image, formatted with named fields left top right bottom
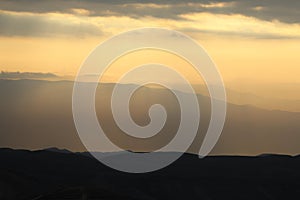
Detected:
left=0, top=71, right=57, bottom=80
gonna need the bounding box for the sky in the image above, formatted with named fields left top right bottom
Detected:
left=0, top=0, right=300, bottom=154
left=0, top=0, right=300, bottom=92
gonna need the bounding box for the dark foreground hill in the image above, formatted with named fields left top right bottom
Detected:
left=1, top=148, right=300, bottom=200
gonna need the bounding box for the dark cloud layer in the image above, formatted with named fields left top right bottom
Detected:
left=0, top=0, right=299, bottom=24
left=0, top=11, right=102, bottom=37
left=0, top=0, right=299, bottom=38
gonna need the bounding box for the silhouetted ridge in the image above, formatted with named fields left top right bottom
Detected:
left=1, top=148, right=300, bottom=200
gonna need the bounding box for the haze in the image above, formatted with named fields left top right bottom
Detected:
left=0, top=0, right=299, bottom=155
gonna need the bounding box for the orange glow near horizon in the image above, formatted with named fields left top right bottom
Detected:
left=1, top=35, right=299, bottom=85
left=100, top=49, right=205, bottom=85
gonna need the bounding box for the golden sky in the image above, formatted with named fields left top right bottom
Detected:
left=0, top=0, right=300, bottom=85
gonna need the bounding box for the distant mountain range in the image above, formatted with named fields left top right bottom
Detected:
left=1, top=148, right=300, bottom=200
left=1, top=71, right=299, bottom=111
left=0, top=71, right=58, bottom=80
left=0, top=79, right=300, bottom=155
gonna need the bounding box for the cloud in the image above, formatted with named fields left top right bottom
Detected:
left=0, top=10, right=102, bottom=37
left=0, top=0, right=299, bottom=39
left=0, top=0, right=299, bottom=24
left=177, top=13, right=300, bottom=40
